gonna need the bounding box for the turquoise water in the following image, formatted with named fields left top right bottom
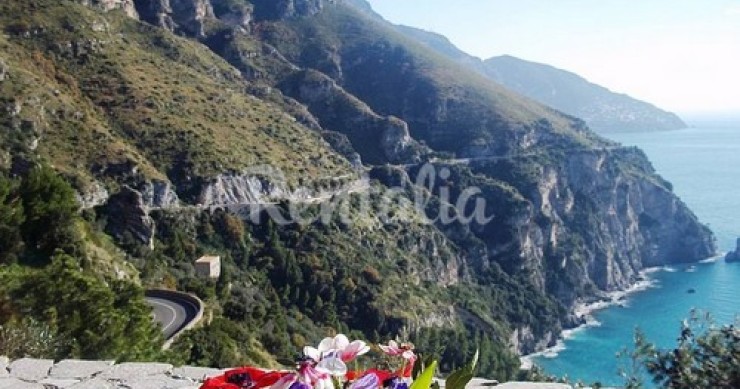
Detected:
left=533, top=118, right=740, bottom=387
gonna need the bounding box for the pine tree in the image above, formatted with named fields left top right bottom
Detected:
left=0, top=174, right=24, bottom=264
left=18, top=166, right=80, bottom=259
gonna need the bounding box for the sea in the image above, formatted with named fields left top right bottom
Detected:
left=531, top=115, right=740, bottom=387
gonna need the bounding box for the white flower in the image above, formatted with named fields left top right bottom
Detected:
left=316, top=355, right=347, bottom=377
left=302, top=334, right=370, bottom=377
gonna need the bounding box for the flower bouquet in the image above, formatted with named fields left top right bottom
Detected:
left=199, top=335, right=478, bottom=389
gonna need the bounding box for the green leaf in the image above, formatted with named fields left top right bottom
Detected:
left=410, top=361, right=438, bottom=389
left=444, top=350, right=479, bottom=389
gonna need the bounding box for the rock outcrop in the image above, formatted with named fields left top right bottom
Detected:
left=76, top=181, right=110, bottom=209
left=197, top=169, right=367, bottom=207
left=251, top=0, right=329, bottom=20
left=103, top=186, right=155, bottom=248
left=212, top=0, right=253, bottom=29
left=198, top=170, right=290, bottom=206
left=134, top=0, right=215, bottom=37
left=726, top=238, right=740, bottom=262
left=141, top=180, right=180, bottom=209
left=79, top=0, right=139, bottom=18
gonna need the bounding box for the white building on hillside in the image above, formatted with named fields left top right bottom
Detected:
left=194, top=255, right=221, bottom=279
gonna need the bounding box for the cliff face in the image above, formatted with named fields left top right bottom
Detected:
left=458, top=148, right=714, bottom=353
left=502, top=149, right=714, bottom=302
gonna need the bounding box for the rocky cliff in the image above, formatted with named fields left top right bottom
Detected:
left=492, top=148, right=715, bottom=303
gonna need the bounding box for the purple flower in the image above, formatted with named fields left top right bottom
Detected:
left=349, top=373, right=380, bottom=389
left=289, top=382, right=312, bottom=389
left=383, top=377, right=409, bottom=389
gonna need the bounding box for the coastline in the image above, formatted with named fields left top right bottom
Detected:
left=519, top=266, right=666, bottom=370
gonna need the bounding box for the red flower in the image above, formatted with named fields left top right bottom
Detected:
left=199, top=366, right=290, bottom=389
left=200, top=375, right=238, bottom=389
left=346, top=370, right=362, bottom=381
left=396, top=359, right=415, bottom=378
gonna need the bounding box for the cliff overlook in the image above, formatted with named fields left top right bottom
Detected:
left=0, top=0, right=716, bottom=380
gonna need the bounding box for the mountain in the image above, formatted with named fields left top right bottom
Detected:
left=394, top=25, right=687, bottom=134
left=0, top=0, right=715, bottom=378
left=482, top=56, right=688, bottom=133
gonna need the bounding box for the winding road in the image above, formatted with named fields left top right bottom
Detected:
left=145, top=290, right=202, bottom=341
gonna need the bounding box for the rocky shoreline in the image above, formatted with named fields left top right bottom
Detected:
left=520, top=267, right=663, bottom=370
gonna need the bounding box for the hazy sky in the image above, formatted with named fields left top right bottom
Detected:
left=366, top=0, right=740, bottom=114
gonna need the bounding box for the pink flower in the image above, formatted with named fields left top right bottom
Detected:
left=340, top=340, right=371, bottom=362
left=378, top=340, right=415, bottom=360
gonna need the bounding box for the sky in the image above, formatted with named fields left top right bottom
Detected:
left=366, top=0, right=740, bottom=115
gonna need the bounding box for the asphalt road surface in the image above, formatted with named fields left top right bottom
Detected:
left=145, top=291, right=201, bottom=340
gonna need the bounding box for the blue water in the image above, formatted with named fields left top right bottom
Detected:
left=533, top=118, right=740, bottom=387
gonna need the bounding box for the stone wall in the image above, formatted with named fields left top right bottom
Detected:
left=0, top=357, right=222, bottom=388
left=0, top=357, right=576, bottom=388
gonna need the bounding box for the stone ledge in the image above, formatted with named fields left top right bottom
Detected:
left=0, top=377, right=46, bottom=388
left=0, top=357, right=204, bottom=389
left=9, top=358, right=54, bottom=382
left=50, top=359, right=115, bottom=379
left=0, top=356, right=574, bottom=389
left=171, top=366, right=224, bottom=381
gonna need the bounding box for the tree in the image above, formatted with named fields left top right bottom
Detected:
left=19, top=166, right=80, bottom=259
left=622, top=313, right=740, bottom=388
left=5, top=253, right=163, bottom=360
left=0, top=174, right=24, bottom=264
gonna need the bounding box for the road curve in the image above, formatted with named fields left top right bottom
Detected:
left=145, top=290, right=203, bottom=342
